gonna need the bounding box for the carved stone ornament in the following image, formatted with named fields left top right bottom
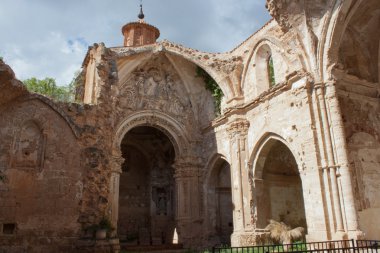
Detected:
left=266, top=0, right=292, bottom=32
left=227, top=119, right=250, bottom=137
left=114, top=113, right=187, bottom=158
left=117, top=57, right=193, bottom=124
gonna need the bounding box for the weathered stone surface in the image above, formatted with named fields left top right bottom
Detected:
left=0, top=1, right=379, bottom=251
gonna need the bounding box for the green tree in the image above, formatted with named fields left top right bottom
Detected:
left=196, top=66, right=224, bottom=116
left=23, top=77, right=74, bottom=102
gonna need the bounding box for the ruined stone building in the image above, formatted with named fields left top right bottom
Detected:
left=0, top=0, right=379, bottom=252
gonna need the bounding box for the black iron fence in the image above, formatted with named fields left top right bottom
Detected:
left=207, top=239, right=379, bottom=253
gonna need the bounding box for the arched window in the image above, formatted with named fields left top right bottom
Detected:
left=255, top=44, right=277, bottom=93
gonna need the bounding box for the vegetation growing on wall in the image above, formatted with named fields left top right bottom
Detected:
left=196, top=66, right=223, bottom=116
left=268, top=56, right=276, bottom=86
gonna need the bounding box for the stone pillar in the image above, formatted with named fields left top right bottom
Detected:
left=108, top=151, right=124, bottom=231
left=312, top=82, right=361, bottom=239
left=227, top=119, right=254, bottom=246
left=329, top=166, right=345, bottom=232
left=174, top=159, right=202, bottom=247
left=325, top=82, right=361, bottom=238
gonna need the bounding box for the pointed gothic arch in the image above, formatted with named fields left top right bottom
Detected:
left=250, top=134, right=307, bottom=232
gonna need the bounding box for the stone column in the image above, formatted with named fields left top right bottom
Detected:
left=174, top=159, right=202, bottom=247
left=227, top=119, right=254, bottom=246
left=108, top=151, right=124, bottom=231
left=312, top=81, right=361, bottom=239
left=314, top=83, right=346, bottom=238
left=324, top=82, right=361, bottom=238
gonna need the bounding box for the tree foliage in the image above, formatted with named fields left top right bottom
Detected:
left=268, top=56, right=276, bottom=86
left=196, top=66, right=223, bottom=116
left=23, top=71, right=82, bottom=103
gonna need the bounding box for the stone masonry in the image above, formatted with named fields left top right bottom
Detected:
left=0, top=1, right=379, bottom=252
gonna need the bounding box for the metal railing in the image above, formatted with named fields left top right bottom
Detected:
left=207, top=239, right=379, bottom=253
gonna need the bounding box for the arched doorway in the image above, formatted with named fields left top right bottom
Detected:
left=206, top=157, right=233, bottom=246
left=254, top=138, right=307, bottom=232
left=118, top=126, right=176, bottom=246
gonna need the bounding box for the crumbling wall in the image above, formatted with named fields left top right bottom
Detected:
left=0, top=98, right=83, bottom=252
left=0, top=59, right=118, bottom=252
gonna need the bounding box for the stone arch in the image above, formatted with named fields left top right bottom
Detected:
left=249, top=133, right=302, bottom=177
left=3, top=95, right=81, bottom=138
left=116, top=51, right=216, bottom=127
left=204, top=153, right=233, bottom=246
left=110, top=111, right=191, bottom=237
left=116, top=45, right=235, bottom=102
left=28, top=95, right=81, bottom=137
left=113, top=110, right=190, bottom=159
left=161, top=47, right=237, bottom=100
left=322, top=0, right=380, bottom=82
left=242, top=39, right=291, bottom=98
left=250, top=133, right=307, bottom=231
left=117, top=125, right=177, bottom=245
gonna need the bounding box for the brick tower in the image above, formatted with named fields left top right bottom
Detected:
left=122, top=4, right=160, bottom=47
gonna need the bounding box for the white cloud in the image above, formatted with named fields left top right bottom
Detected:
left=0, top=0, right=271, bottom=85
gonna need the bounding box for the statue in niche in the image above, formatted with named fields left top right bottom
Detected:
left=11, top=121, right=45, bottom=169
left=159, top=78, right=170, bottom=99
left=144, top=68, right=162, bottom=97
left=152, top=187, right=168, bottom=215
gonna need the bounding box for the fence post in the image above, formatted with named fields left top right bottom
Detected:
left=212, top=246, right=215, bottom=253
left=351, top=239, right=356, bottom=253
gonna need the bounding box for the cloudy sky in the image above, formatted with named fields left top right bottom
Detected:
left=0, top=0, right=271, bottom=85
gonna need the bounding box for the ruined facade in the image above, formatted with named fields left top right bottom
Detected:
left=0, top=0, right=379, bottom=252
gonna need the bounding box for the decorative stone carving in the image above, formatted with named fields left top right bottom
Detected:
left=227, top=119, right=250, bottom=138
left=114, top=112, right=190, bottom=159
left=266, top=0, right=292, bottom=32
left=10, top=121, right=46, bottom=169
left=118, top=57, right=193, bottom=125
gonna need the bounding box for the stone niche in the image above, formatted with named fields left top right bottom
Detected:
left=118, top=126, right=176, bottom=246
left=10, top=120, right=45, bottom=169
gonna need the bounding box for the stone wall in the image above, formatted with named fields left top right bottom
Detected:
left=0, top=98, right=83, bottom=252
left=1, top=0, right=379, bottom=251
left=337, top=76, right=380, bottom=239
